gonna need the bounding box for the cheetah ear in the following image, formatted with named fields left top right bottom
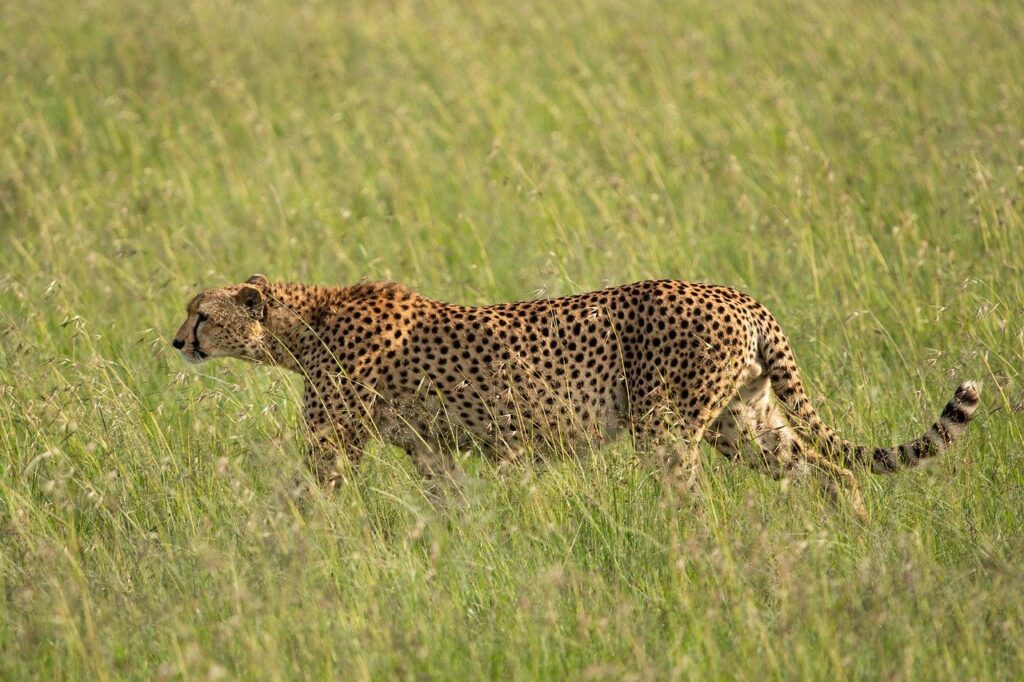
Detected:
left=245, top=273, right=269, bottom=288
left=235, top=286, right=265, bottom=317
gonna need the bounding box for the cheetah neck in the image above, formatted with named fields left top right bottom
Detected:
left=258, top=283, right=332, bottom=372
left=256, top=281, right=416, bottom=374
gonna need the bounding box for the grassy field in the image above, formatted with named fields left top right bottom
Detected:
left=2, top=0, right=1023, bottom=678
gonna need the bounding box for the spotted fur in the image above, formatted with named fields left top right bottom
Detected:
left=173, top=275, right=981, bottom=516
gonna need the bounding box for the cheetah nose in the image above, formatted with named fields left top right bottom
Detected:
left=172, top=338, right=184, bottom=350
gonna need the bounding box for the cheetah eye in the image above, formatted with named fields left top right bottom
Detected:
left=197, top=312, right=209, bottom=323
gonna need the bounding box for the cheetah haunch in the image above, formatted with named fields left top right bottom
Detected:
left=173, top=275, right=980, bottom=517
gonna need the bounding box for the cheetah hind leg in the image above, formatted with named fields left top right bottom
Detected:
left=633, top=404, right=719, bottom=498
left=707, top=387, right=867, bottom=520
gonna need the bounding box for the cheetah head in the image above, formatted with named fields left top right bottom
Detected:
left=172, top=274, right=271, bottom=364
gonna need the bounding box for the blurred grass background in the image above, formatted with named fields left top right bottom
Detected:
left=1, top=0, right=1023, bottom=678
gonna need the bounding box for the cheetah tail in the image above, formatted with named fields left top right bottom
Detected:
left=765, top=346, right=981, bottom=473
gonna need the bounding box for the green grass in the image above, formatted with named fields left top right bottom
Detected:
left=2, top=0, right=1023, bottom=678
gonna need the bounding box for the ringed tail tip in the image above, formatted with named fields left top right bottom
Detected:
left=945, top=380, right=981, bottom=424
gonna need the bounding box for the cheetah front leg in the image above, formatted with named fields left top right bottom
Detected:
left=305, top=424, right=365, bottom=490
left=300, top=378, right=371, bottom=490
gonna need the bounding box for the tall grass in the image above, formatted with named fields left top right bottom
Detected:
left=1, top=0, right=1023, bottom=678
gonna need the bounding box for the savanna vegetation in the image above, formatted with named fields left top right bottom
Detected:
left=1, top=0, right=1023, bottom=678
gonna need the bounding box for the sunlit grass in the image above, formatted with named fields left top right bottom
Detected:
left=1, top=0, right=1023, bottom=678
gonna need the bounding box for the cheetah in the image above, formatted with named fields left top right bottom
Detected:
left=172, top=275, right=981, bottom=516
